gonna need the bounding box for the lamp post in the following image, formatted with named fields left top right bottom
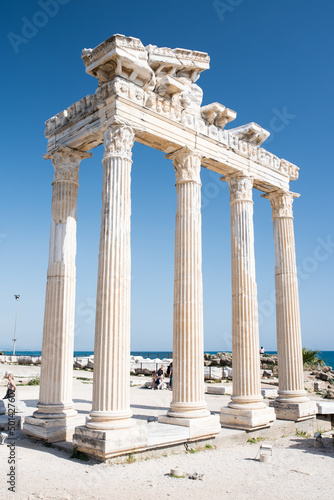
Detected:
left=13, top=294, right=20, bottom=355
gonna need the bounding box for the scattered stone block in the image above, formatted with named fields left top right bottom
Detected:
left=316, top=401, right=334, bottom=414
left=206, top=384, right=232, bottom=395
left=261, top=388, right=278, bottom=399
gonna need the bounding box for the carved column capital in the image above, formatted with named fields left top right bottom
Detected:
left=43, top=146, right=92, bottom=185
left=263, top=190, right=300, bottom=219
left=223, top=174, right=254, bottom=203
left=103, top=125, right=135, bottom=161
left=165, top=146, right=202, bottom=184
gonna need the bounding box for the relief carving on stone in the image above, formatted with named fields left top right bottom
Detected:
left=166, top=147, right=202, bottom=184
left=103, top=124, right=135, bottom=160
left=43, top=146, right=92, bottom=184
left=264, top=190, right=299, bottom=219
left=225, top=174, right=254, bottom=203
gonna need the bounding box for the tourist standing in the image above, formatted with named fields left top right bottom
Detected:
left=3, top=373, right=16, bottom=400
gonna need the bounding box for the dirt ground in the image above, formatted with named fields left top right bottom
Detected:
left=0, top=364, right=333, bottom=500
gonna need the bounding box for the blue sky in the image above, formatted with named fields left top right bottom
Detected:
left=1, top=0, right=333, bottom=352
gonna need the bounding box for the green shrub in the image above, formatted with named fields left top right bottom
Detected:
left=27, top=376, right=40, bottom=386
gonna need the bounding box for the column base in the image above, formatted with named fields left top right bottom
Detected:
left=220, top=405, right=276, bottom=431
left=158, top=414, right=221, bottom=439
left=23, top=414, right=79, bottom=443
left=167, top=401, right=210, bottom=419
left=269, top=400, right=317, bottom=421
left=276, top=390, right=309, bottom=404
left=33, top=403, right=77, bottom=420
left=73, top=422, right=147, bottom=461
left=85, top=410, right=135, bottom=430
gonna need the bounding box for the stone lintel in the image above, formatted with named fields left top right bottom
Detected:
left=220, top=406, right=276, bottom=431
left=269, top=401, right=317, bottom=421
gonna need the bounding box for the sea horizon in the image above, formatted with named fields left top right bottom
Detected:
left=2, top=349, right=334, bottom=367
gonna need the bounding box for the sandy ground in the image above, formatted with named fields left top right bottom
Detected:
left=0, top=364, right=333, bottom=500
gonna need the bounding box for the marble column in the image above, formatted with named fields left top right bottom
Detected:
left=220, top=174, right=275, bottom=430
left=160, top=146, right=214, bottom=428
left=86, top=124, right=135, bottom=430
left=23, top=145, right=92, bottom=442
left=263, top=190, right=315, bottom=420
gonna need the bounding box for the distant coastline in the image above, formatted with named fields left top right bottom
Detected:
left=2, top=350, right=334, bottom=366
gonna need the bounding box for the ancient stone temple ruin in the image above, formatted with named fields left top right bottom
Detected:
left=23, top=34, right=316, bottom=460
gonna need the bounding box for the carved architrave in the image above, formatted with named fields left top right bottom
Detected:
left=103, top=125, right=135, bottom=160
left=224, top=174, right=253, bottom=204
left=264, top=190, right=300, bottom=219
left=165, top=147, right=201, bottom=184
left=44, top=146, right=92, bottom=184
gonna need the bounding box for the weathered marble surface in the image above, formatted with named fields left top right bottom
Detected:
left=44, top=34, right=298, bottom=192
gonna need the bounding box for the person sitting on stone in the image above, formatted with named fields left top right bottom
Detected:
left=156, top=365, right=165, bottom=389
left=260, top=346, right=265, bottom=355
left=3, top=373, right=16, bottom=400
left=151, top=371, right=157, bottom=390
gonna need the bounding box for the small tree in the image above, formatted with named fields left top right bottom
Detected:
left=302, top=347, right=324, bottom=368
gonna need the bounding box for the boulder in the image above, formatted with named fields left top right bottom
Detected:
left=74, top=358, right=89, bottom=369
left=87, top=358, right=94, bottom=369
left=322, top=366, right=332, bottom=373
left=314, top=381, right=326, bottom=392
left=326, top=389, right=334, bottom=399
left=320, top=372, right=330, bottom=381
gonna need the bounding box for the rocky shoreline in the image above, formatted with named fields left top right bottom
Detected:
left=1, top=352, right=333, bottom=399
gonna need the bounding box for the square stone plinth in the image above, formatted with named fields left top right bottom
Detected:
left=73, top=423, right=148, bottom=461
left=23, top=415, right=80, bottom=443
left=220, top=406, right=276, bottom=431
left=269, top=400, right=317, bottom=421
left=158, top=414, right=221, bottom=439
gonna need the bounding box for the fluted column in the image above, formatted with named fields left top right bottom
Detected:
left=166, top=147, right=209, bottom=419
left=86, top=124, right=135, bottom=430
left=35, top=146, right=92, bottom=419
left=227, top=174, right=265, bottom=410
left=264, top=190, right=308, bottom=403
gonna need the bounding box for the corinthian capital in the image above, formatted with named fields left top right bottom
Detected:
left=43, top=146, right=92, bottom=184
left=263, top=190, right=300, bottom=219
left=165, top=146, right=202, bottom=184
left=223, top=174, right=253, bottom=203
left=103, top=125, right=135, bottom=160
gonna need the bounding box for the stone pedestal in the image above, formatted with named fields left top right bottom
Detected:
left=269, top=400, right=317, bottom=422
left=220, top=175, right=275, bottom=430
left=73, top=423, right=147, bottom=461
left=264, top=190, right=315, bottom=421
left=220, top=406, right=276, bottom=431
left=23, top=415, right=81, bottom=442
left=165, top=147, right=209, bottom=421
left=23, top=146, right=91, bottom=442
left=85, top=124, right=135, bottom=431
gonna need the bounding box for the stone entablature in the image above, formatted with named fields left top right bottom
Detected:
left=44, top=35, right=299, bottom=191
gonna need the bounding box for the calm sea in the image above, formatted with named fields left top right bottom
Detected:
left=2, top=350, right=334, bottom=367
